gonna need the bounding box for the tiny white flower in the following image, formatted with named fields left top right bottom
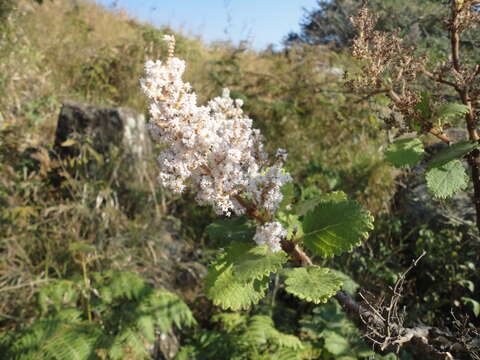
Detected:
left=253, top=222, right=287, bottom=253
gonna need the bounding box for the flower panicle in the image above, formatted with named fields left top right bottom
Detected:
left=141, top=35, right=292, bottom=252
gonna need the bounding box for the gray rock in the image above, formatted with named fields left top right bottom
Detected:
left=54, top=101, right=150, bottom=168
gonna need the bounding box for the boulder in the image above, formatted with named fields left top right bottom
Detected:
left=54, top=101, right=150, bottom=168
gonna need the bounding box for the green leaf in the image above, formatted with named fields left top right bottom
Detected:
left=414, top=92, right=433, bottom=120
left=277, top=212, right=304, bottom=240
left=462, top=297, right=480, bottom=317
left=41, top=323, right=103, bottom=360
left=385, top=138, right=424, bottom=168
left=284, top=267, right=343, bottom=304
left=205, top=243, right=272, bottom=310
left=329, top=270, right=359, bottom=296
left=436, top=103, right=470, bottom=121
left=295, top=191, right=347, bottom=217
left=302, top=197, right=373, bottom=258
left=428, top=140, right=479, bottom=169
left=230, top=243, right=288, bottom=282
left=426, top=159, right=468, bottom=199
left=206, top=217, right=255, bottom=245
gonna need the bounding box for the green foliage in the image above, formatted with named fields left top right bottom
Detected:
left=302, top=194, right=374, bottom=258
left=294, top=191, right=347, bottom=217
left=300, top=301, right=394, bottom=359
left=436, top=103, right=470, bottom=123
left=206, top=216, right=256, bottom=246
left=232, top=245, right=289, bottom=282
left=427, top=140, right=479, bottom=169
left=414, top=97, right=470, bottom=127
left=2, top=271, right=195, bottom=360
left=246, top=315, right=303, bottom=350
left=205, top=243, right=288, bottom=310
left=329, top=269, right=359, bottom=296
left=385, top=138, right=424, bottom=168
left=278, top=212, right=304, bottom=240
left=425, top=159, right=468, bottom=199
left=177, top=312, right=315, bottom=360
left=284, top=267, right=343, bottom=304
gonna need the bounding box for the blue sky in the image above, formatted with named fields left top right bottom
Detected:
left=95, top=0, right=319, bottom=50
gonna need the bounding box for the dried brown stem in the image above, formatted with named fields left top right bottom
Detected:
left=280, top=239, right=313, bottom=266
left=233, top=194, right=265, bottom=223
left=450, top=0, right=462, bottom=72
left=429, top=128, right=453, bottom=144
left=422, top=69, right=462, bottom=92
left=354, top=88, right=390, bottom=103
left=446, top=0, right=480, bottom=230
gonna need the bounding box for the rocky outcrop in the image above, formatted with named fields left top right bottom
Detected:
left=54, top=101, right=150, bottom=169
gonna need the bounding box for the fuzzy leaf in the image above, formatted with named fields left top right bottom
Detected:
left=427, top=140, right=479, bottom=169
left=284, top=267, right=343, bottom=304
left=462, top=297, right=480, bottom=317
left=302, top=197, right=373, bottom=258
left=295, top=191, right=347, bottom=216
left=206, top=217, right=255, bottom=245
left=230, top=243, right=288, bottom=282
left=426, top=159, right=468, bottom=199
left=385, top=138, right=424, bottom=168
left=205, top=244, right=270, bottom=310
left=329, top=270, right=359, bottom=296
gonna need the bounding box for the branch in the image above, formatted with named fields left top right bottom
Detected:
left=233, top=194, right=265, bottom=223
left=280, top=239, right=313, bottom=267
left=429, top=128, right=453, bottom=144
left=450, top=0, right=461, bottom=72
left=422, top=68, right=462, bottom=92
left=279, top=243, right=476, bottom=359
left=354, top=88, right=390, bottom=104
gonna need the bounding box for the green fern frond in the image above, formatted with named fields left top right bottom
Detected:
left=38, top=280, right=79, bottom=314
left=212, top=312, right=247, bottom=332
left=245, top=315, right=303, bottom=350
left=41, top=323, right=102, bottom=360
left=6, top=273, right=195, bottom=360
left=96, top=270, right=148, bottom=303
left=150, top=289, right=196, bottom=332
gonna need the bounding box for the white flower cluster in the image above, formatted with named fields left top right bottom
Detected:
left=253, top=222, right=287, bottom=253
left=141, top=35, right=291, bottom=252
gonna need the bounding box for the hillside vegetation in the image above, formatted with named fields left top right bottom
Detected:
left=1, top=0, right=478, bottom=359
